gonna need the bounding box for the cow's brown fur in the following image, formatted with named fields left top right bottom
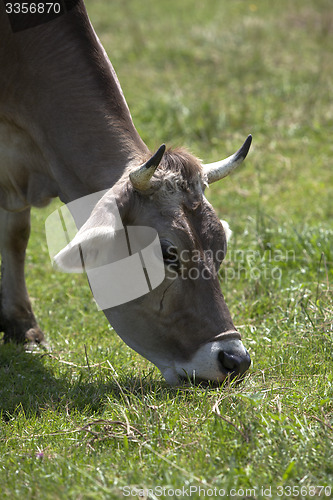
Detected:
left=0, top=1, right=250, bottom=384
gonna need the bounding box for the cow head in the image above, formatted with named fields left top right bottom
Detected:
left=54, top=136, right=252, bottom=385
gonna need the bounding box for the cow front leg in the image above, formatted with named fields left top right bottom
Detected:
left=0, top=207, right=45, bottom=344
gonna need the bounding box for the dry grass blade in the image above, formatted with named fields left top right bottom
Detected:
left=309, top=415, right=333, bottom=436
left=78, top=419, right=143, bottom=445
left=212, top=400, right=250, bottom=442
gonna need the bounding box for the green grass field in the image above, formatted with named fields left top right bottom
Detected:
left=0, top=0, right=332, bottom=498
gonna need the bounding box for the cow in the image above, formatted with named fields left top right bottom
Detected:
left=0, top=0, right=252, bottom=384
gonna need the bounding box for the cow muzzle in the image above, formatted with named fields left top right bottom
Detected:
left=162, top=331, right=251, bottom=385
left=211, top=331, right=251, bottom=382
left=218, top=349, right=251, bottom=382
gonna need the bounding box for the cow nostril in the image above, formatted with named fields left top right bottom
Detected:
left=218, top=350, right=251, bottom=377
left=219, top=351, right=236, bottom=372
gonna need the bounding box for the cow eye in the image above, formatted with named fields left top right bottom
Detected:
left=161, top=241, right=179, bottom=268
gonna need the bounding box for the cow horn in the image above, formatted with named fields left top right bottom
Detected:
left=130, top=144, right=166, bottom=191
left=203, top=135, right=252, bottom=184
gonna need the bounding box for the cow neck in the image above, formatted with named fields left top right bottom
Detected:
left=1, top=0, right=149, bottom=204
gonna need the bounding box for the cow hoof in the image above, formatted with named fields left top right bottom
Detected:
left=25, top=327, right=48, bottom=348
left=1, top=319, right=47, bottom=347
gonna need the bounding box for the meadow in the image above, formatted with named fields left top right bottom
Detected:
left=0, top=0, right=332, bottom=498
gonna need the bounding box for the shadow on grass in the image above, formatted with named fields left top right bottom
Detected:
left=0, top=343, right=69, bottom=419
left=0, top=341, right=247, bottom=422
left=0, top=343, right=184, bottom=420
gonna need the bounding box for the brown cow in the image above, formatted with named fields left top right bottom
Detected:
left=0, top=0, right=251, bottom=384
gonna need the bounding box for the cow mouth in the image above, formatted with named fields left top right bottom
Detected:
left=168, top=333, right=251, bottom=387
left=176, top=351, right=251, bottom=387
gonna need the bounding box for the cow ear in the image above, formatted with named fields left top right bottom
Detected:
left=52, top=188, right=129, bottom=273
left=53, top=225, right=121, bottom=272
left=220, top=219, right=232, bottom=242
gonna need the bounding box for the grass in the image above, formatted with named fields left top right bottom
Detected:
left=0, top=0, right=332, bottom=498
